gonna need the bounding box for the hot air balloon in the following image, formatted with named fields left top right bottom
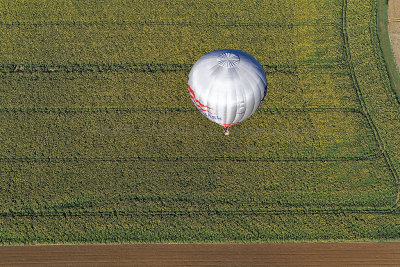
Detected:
left=188, top=49, right=267, bottom=135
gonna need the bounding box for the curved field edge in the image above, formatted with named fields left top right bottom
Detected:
left=347, top=0, right=400, bottom=207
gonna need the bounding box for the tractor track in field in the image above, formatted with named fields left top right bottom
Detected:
left=0, top=61, right=343, bottom=75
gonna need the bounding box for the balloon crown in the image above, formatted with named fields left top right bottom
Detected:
left=217, top=52, right=240, bottom=68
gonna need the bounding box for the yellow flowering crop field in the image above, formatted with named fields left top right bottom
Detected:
left=0, top=0, right=399, bottom=243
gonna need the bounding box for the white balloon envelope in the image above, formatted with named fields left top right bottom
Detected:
left=188, top=49, right=267, bottom=134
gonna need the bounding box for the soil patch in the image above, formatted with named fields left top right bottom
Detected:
left=0, top=242, right=399, bottom=266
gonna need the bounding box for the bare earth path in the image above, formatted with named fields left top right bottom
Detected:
left=0, top=242, right=399, bottom=266
left=389, top=0, right=400, bottom=71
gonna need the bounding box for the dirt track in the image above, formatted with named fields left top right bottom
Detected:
left=0, top=242, right=399, bottom=266
left=389, top=0, right=400, bottom=71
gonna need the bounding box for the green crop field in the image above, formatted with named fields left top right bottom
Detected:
left=0, top=0, right=399, bottom=244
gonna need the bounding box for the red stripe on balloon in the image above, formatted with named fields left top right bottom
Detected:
left=188, top=85, right=213, bottom=111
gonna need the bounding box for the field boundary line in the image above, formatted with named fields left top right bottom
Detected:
left=342, top=0, right=400, bottom=209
